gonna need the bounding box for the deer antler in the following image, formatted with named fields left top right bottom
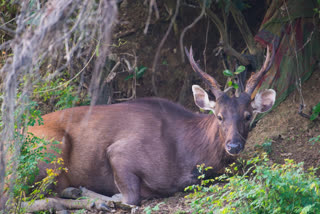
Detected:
left=185, top=47, right=223, bottom=99
left=245, top=44, right=275, bottom=95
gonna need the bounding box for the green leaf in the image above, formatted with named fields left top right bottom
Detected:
left=162, top=60, right=168, bottom=65
left=234, top=65, right=245, bottom=74
left=95, top=44, right=100, bottom=57
left=301, top=205, right=314, bottom=214
left=223, top=69, right=233, bottom=77
left=124, top=74, right=133, bottom=81
left=310, top=102, right=320, bottom=121
left=203, top=0, right=212, bottom=8
left=136, top=66, right=147, bottom=79
left=227, top=81, right=233, bottom=87
left=232, top=82, right=239, bottom=89
left=125, top=66, right=147, bottom=80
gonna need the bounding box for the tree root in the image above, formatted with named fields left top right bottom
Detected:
left=21, top=187, right=135, bottom=213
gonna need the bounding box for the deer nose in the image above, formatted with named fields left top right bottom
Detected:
left=226, top=141, right=243, bottom=155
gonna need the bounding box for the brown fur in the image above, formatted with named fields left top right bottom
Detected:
left=2, top=95, right=256, bottom=207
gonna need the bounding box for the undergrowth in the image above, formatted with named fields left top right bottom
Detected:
left=1, top=79, right=76, bottom=213
left=186, top=154, right=320, bottom=214
left=3, top=100, right=64, bottom=213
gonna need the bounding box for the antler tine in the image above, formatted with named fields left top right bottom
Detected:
left=245, top=44, right=275, bottom=95
left=185, top=46, right=223, bottom=99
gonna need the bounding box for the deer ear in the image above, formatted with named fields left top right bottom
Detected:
left=192, top=85, right=215, bottom=111
left=251, top=89, right=276, bottom=113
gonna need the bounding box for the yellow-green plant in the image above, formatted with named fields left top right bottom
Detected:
left=186, top=154, right=320, bottom=214
left=3, top=100, right=64, bottom=213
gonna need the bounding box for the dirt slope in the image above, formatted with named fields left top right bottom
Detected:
left=245, top=69, right=320, bottom=169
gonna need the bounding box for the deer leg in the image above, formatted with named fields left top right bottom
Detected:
left=108, top=155, right=141, bottom=205
left=111, top=166, right=141, bottom=205
left=107, top=140, right=142, bottom=205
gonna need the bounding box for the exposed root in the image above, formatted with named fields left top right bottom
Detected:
left=21, top=187, right=135, bottom=213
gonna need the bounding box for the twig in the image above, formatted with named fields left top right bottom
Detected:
left=0, top=41, right=11, bottom=51
left=144, top=0, right=160, bottom=34
left=115, top=52, right=138, bottom=101
left=34, top=48, right=96, bottom=94
left=0, top=26, right=15, bottom=37
left=298, top=104, right=311, bottom=119
left=229, top=2, right=258, bottom=55
left=104, top=60, right=121, bottom=84
left=282, top=1, right=306, bottom=119
left=22, top=198, right=101, bottom=213
left=21, top=187, right=134, bottom=213
left=203, top=18, right=210, bottom=72
left=179, top=0, right=206, bottom=62
left=205, top=6, right=249, bottom=65
left=151, top=0, right=180, bottom=95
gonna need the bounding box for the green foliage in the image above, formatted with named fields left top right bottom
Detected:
left=4, top=100, right=63, bottom=213
left=6, top=135, right=62, bottom=212
left=217, top=0, right=251, bottom=13
left=314, top=0, right=320, bottom=18
left=223, top=69, right=233, bottom=77
left=7, top=133, right=58, bottom=196
left=223, top=65, right=245, bottom=90
left=232, top=0, right=251, bottom=11
left=0, top=0, right=18, bottom=20
left=203, top=0, right=212, bottom=8
left=162, top=59, right=168, bottom=65
left=125, top=66, right=148, bottom=81
left=143, top=202, right=165, bottom=214
left=33, top=77, right=80, bottom=110
left=310, top=102, right=320, bottom=121
left=20, top=100, right=43, bottom=127
left=186, top=155, right=320, bottom=214
left=6, top=135, right=63, bottom=213
left=234, top=65, right=245, bottom=74
left=75, top=209, right=87, bottom=214
left=309, top=135, right=320, bottom=145
left=254, top=138, right=273, bottom=154
left=111, top=38, right=127, bottom=48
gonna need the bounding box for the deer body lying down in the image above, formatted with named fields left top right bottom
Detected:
left=29, top=88, right=274, bottom=205
left=1, top=47, right=276, bottom=207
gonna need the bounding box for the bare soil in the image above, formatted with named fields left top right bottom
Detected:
left=245, top=70, right=320, bottom=169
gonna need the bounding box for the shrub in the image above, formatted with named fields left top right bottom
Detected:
left=33, top=77, right=80, bottom=110
left=186, top=154, right=320, bottom=214
left=310, top=102, right=320, bottom=121
left=3, top=100, right=64, bottom=213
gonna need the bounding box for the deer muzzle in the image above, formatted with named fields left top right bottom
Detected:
left=225, top=141, right=244, bottom=156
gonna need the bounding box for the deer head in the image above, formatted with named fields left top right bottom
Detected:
left=186, top=46, right=276, bottom=155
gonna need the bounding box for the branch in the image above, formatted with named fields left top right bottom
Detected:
left=144, top=0, right=160, bottom=34
left=205, top=7, right=250, bottom=65
left=151, top=0, right=180, bottom=95
left=80, top=187, right=133, bottom=210
left=179, top=1, right=206, bottom=62
left=0, top=26, right=15, bottom=37
left=205, top=6, right=227, bottom=43
left=229, top=2, right=258, bottom=55
left=21, top=198, right=100, bottom=213
left=21, top=187, right=134, bottom=213
left=223, top=43, right=250, bottom=65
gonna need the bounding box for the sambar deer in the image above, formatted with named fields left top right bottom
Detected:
left=1, top=46, right=276, bottom=208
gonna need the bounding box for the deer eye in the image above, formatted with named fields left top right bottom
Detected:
left=217, top=113, right=223, bottom=121
left=244, top=112, right=251, bottom=121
